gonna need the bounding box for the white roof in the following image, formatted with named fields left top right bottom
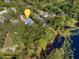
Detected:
left=4, top=0, right=11, bottom=3
left=11, top=7, right=17, bottom=13
left=20, top=15, right=25, bottom=21
left=0, top=10, right=8, bottom=15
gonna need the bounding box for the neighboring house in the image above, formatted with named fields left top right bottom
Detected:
left=43, top=12, right=49, bottom=17
left=10, top=7, right=17, bottom=14
left=0, top=10, right=8, bottom=15
left=32, top=13, right=44, bottom=21
left=4, top=0, right=11, bottom=3
left=39, top=11, right=56, bottom=18
left=0, top=44, right=18, bottom=53
left=20, top=15, right=25, bottom=21
left=0, top=8, right=16, bottom=14
left=0, top=8, right=17, bottom=24
left=0, top=10, right=8, bottom=23
left=51, top=13, right=56, bottom=17
left=39, top=11, right=49, bottom=18
left=10, top=19, right=19, bottom=25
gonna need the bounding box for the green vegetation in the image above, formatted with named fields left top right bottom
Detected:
left=0, top=0, right=79, bottom=59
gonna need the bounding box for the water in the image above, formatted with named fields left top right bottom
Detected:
left=41, top=29, right=79, bottom=59
left=70, top=29, right=79, bottom=59
left=44, top=35, right=65, bottom=57
left=71, top=34, right=79, bottom=59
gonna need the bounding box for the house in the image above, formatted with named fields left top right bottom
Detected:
left=10, top=7, right=17, bottom=14
left=10, top=19, right=19, bottom=26
left=24, top=18, right=33, bottom=25
left=0, top=10, right=8, bottom=15
left=43, top=12, right=49, bottom=17
left=20, top=15, right=25, bottom=21
left=4, top=0, right=11, bottom=3
left=0, top=44, right=18, bottom=53
left=0, top=10, right=8, bottom=23
left=39, top=11, right=49, bottom=18
left=20, top=15, right=33, bottom=25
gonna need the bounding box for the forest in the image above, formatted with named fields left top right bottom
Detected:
left=0, top=0, right=79, bottom=59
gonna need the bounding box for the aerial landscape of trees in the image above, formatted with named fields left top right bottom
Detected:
left=0, top=0, right=79, bottom=59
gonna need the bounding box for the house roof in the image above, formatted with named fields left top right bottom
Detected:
left=0, top=10, right=8, bottom=15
